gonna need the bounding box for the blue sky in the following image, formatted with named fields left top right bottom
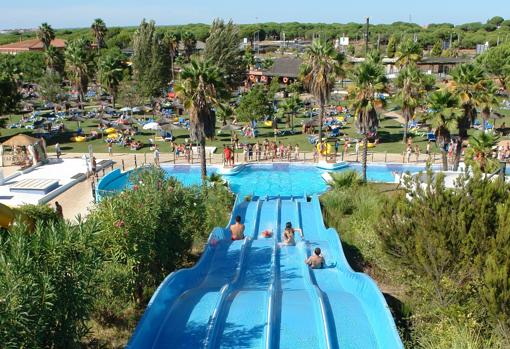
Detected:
left=1, top=0, right=509, bottom=29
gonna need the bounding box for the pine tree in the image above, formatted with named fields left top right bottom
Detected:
left=386, top=36, right=397, bottom=58
left=431, top=40, right=443, bottom=57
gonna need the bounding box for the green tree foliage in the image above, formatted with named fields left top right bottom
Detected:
left=36, top=22, right=55, bottom=50
left=386, top=35, right=397, bottom=58
left=300, top=39, right=345, bottom=140
left=163, top=31, right=179, bottom=81
left=98, top=48, right=125, bottom=107
left=0, top=51, right=46, bottom=82
left=132, top=20, right=171, bottom=100
left=377, top=173, right=510, bottom=340
left=396, top=38, right=422, bottom=68
left=44, top=45, right=65, bottom=75
left=37, top=70, right=63, bottom=105
left=424, top=90, right=461, bottom=170
left=182, top=31, right=197, bottom=61
left=348, top=52, right=388, bottom=181
left=476, top=43, right=510, bottom=91
left=0, top=59, right=20, bottom=116
left=394, top=64, right=434, bottom=142
left=175, top=59, right=226, bottom=181
left=464, top=131, right=500, bottom=173
left=204, top=19, right=246, bottom=90
left=0, top=219, right=100, bottom=348
left=65, top=38, right=95, bottom=104
left=431, top=40, right=443, bottom=57
left=236, top=83, right=273, bottom=123
left=487, top=16, right=505, bottom=26
left=91, top=18, right=108, bottom=49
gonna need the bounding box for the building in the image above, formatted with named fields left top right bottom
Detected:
left=248, top=57, right=302, bottom=84
left=0, top=38, right=66, bottom=54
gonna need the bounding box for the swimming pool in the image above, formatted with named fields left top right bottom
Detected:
left=98, top=162, right=433, bottom=198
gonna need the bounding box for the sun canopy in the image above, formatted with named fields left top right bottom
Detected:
left=2, top=134, right=40, bottom=147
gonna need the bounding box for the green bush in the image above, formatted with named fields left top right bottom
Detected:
left=89, top=167, right=234, bottom=318
left=0, top=220, right=99, bottom=348
left=16, top=203, right=60, bottom=224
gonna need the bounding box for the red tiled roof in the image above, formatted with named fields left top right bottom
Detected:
left=0, top=38, right=66, bottom=52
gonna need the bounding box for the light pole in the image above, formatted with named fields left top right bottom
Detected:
left=365, top=17, right=370, bottom=56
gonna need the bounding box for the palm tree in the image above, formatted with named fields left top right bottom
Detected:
left=44, top=45, right=64, bottom=74
left=182, top=31, right=196, bottom=62
left=348, top=53, right=388, bottom=181
left=394, top=64, right=435, bottom=142
left=300, top=39, right=345, bottom=141
left=396, top=38, right=422, bottom=68
left=98, top=52, right=124, bottom=108
left=424, top=90, right=461, bottom=170
left=279, top=94, right=300, bottom=132
left=91, top=18, right=107, bottom=50
left=476, top=79, right=500, bottom=133
left=37, top=23, right=55, bottom=50
left=216, top=102, right=235, bottom=126
left=174, top=59, right=226, bottom=182
left=466, top=131, right=499, bottom=172
left=65, top=38, right=93, bottom=105
left=164, top=32, right=179, bottom=81
left=450, top=63, right=486, bottom=169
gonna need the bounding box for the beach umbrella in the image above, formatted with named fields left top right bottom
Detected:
left=143, top=122, right=161, bottom=131
left=132, top=107, right=142, bottom=113
left=220, top=124, right=242, bottom=132
left=67, top=115, right=86, bottom=129
left=113, top=124, right=131, bottom=131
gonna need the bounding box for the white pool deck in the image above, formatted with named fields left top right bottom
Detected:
left=0, top=158, right=112, bottom=207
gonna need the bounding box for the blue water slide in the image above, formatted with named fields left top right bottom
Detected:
left=128, top=195, right=403, bottom=348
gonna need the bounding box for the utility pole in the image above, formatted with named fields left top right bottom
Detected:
left=365, top=17, right=370, bottom=56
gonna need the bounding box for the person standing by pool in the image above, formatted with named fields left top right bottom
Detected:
left=415, top=145, right=420, bottom=163
left=254, top=141, right=261, bottom=161
left=305, top=247, right=325, bottom=269
left=406, top=144, right=412, bottom=163
left=55, top=143, right=61, bottom=159
left=55, top=201, right=63, bottom=219
left=224, top=146, right=231, bottom=166
left=230, top=215, right=245, bottom=240
left=153, top=147, right=160, bottom=166
left=107, top=143, right=113, bottom=157
left=282, top=222, right=304, bottom=245
left=294, top=144, right=300, bottom=160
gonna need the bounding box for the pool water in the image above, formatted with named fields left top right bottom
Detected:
left=102, top=165, right=217, bottom=191
left=225, top=164, right=328, bottom=197
left=99, top=163, right=433, bottom=197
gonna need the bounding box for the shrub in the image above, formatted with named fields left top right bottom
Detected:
left=0, top=220, right=99, bottom=348
left=330, top=170, right=363, bottom=190
left=16, top=203, right=59, bottom=225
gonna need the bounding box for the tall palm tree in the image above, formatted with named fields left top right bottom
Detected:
left=395, top=38, right=422, bottom=68
left=37, top=23, right=55, bottom=50
left=394, top=64, right=435, bottom=142
left=98, top=52, right=124, bottom=108
left=476, top=79, right=500, bottom=133
left=91, top=18, right=107, bottom=50
left=466, top=131, right=499, bottom=172
left=164, top=32, right=179, bottom=81
left=300, top=39, right=345, bottom=141
left=279, top=94, right=300, bottom=132
left=348, top=53, right=388, bottom=181
left=424, top=90, right=461, bottom=170
left=216, top=102, right=235, bottom=126
left=450, top=63, right=486, bottom=169
left=182, top=31, right=196, bottom=62
left=65, top=38, right=93, bottom=105
left=44, top=45, right=64, bottom=74
left=175, top=59, right=226, bottom=182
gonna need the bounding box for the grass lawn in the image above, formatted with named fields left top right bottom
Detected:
left=2, top=101, right=509, bottom=156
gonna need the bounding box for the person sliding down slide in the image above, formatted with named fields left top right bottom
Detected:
left=282, top=222, right=304, bottom=246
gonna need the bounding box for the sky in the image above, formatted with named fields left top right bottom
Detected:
left=1, top=0, right=509, bottom=29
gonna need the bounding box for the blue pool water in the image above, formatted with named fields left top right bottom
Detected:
left=99, top=163, right=432, bottom=197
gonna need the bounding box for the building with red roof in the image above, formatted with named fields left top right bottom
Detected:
left=0, top=38, right=66, bottom=54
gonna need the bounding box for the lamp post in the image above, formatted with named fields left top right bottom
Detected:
left=365, top=17, right=370, bottom=56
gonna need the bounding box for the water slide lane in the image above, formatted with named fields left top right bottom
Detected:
left=150, top=199, right=260, bottom=349
left=214, top=199, right=277, bottom=349
left=299, top=199, right=391, bottom=349
left=277, top=199, right=328, bottom=349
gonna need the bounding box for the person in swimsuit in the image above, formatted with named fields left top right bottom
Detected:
left=305, top=247, right=325, bottom=269
left=230, top=215, right=245, bottom=240
left=282, top=222, right=304, bottom=245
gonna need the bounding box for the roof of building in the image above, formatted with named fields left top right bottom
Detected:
left=418, top=56, right=472, bottom=65
left=0, top=38, right=66, bottom=52
left=257, top=57, right=303, bottom=78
